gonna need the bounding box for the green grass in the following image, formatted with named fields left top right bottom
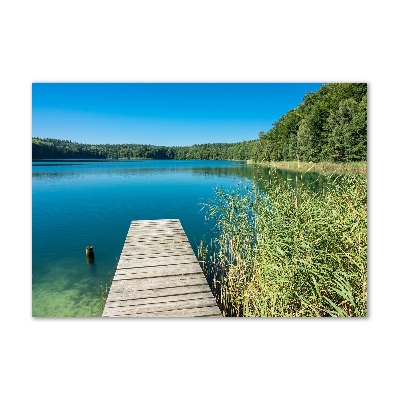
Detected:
left=199, top=170, right=367, bottom=317
left=247, top=160, right=367, bottom=175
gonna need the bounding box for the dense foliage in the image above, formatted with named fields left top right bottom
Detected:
left=256, top=83, right=367, bottom=162
left=32, top=137, right=256, bottom=160
left=200, top=171, right=367, bottom=317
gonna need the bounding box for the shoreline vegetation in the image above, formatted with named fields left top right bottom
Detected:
left=199, top=170, right=367, bottom=317
left=247, top=160, right=367, bottom=175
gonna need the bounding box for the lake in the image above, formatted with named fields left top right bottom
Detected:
left=32, top=159, right=270, bottom=317
left=32, top=159, right=330, bottom=317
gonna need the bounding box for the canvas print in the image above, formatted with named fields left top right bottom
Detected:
left=32, top=83, right=367, bottom=317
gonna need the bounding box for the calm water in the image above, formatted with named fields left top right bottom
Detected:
left=32, top=159, right=328, bottom=317
left=32, top=160, right=266, bottom=317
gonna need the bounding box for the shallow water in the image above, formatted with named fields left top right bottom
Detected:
left=32, top=159, right=265, bottom=317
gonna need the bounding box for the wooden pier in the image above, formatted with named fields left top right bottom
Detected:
left=102, top=219, right=221, bottom=317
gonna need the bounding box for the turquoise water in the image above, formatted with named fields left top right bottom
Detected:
left=32, top=159, right=262, bottom=317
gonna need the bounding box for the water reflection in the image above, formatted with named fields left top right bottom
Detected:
left=191, top=164, right=334, bottom=192
left=87, top=263, right=97, bottom=277
left=33, top=159, right=336, bottom=192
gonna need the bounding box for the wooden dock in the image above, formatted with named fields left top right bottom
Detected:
left=102, top=219, right=221, bottom=317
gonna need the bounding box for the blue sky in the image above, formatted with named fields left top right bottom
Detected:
left=32, top=83, right=323, bottom=146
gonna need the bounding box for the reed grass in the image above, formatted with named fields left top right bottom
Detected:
left=247, top=160, right=367, bottom=175
left=199, top=170, right=367, bottom=317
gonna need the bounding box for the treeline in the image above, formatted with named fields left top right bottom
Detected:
left=256, top=83, right=367, bottom=162
left=32, top=137, right=256, bottom=160
left=32, top=83, right=367, bottom=163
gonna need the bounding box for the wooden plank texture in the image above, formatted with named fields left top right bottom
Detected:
left=102, top=219, right=221, bottom=317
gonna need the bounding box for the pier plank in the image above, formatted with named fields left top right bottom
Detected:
left=102, top=219, right=221, bottom=317
left=114, top=263, right=205, bottom=279
left=117, top=256, right=199, bottom=268
left=105, top=291, right=214, bottom=309
left=103, top=297, right=218, bottom=316
left=104, top=306, right=222, bottom=318
left=106, top=283, right=212, bottom=302
left=107, top=273, right=207, bottom=292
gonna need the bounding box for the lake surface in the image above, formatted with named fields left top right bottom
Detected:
left=32, top=159, right=269, bottom=317
left=32, top=159, right=330, bottom=317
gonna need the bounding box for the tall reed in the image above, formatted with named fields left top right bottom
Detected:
left=200, top=170, right=367, bottom=317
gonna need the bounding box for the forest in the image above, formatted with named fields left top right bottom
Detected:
left=32, top=83, right=367, bottom=163
left=32, top=138, right=256, bottom=160
left=255, top=83, right=367, bottom=162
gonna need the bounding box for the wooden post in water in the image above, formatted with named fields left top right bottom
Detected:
left=86, top=246, right=94, bottom=264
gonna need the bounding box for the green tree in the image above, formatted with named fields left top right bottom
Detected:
left=326, top=96, right=367, bottom=162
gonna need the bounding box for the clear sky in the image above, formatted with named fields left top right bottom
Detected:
left=32, top=83, right=323, bottom=146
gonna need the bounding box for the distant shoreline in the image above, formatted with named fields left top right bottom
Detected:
left=247, top=160, right=367, bottom=174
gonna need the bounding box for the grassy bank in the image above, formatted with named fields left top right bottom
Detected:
left=247, top=160, right=367, bottom=175
left=199, top=170, right=367, bottom=317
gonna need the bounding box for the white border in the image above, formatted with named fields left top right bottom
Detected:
left=2, top=1, right=398, bottom=399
